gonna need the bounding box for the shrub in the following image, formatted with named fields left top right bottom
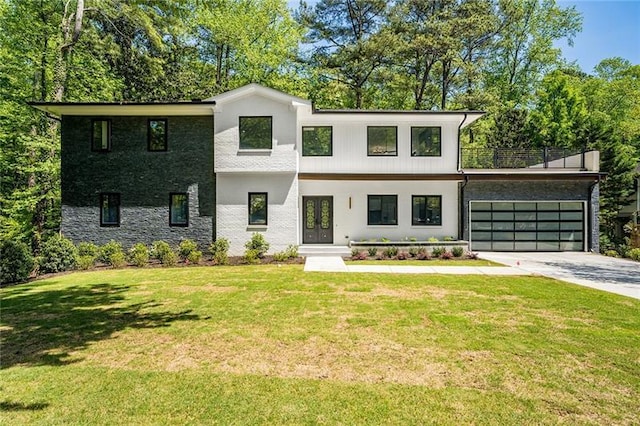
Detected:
left=245, top=233, right=269, bottom=258
left=443, top=236, right=454, bottom=242
left=431, top=247, right=445, bottom=257
left=210, top=238, right=230, bottom=265
left=351, top=248, right=360, bottom=257
left=39, top=235, right=78, bottom=273
left=396, top=251, right=409, bottom=260
left=451, top=246, right=464, bottom=258
left=380, top=237, right=390, bottom=243
left=409, top=237, right=417, bottom=242
left=129, top=243, right=150, bottom=267
left=0, top=240, right=34, bottom=284
left=273, top=251, right=289, bottom=262
left=351, top=251, right=367, bottom=260
left=186, top=250, right=202, bottom=264
left=99, top=240, right=124, bottom=265
left=151, top=241, right=177, bottom=266
left=77, top=242, right=99, bottom=257
left=382, top=246, right=398, bottom=258
left=273, top=245, right=299, bottom=262
left=440, top=250, right=453, bottom=260
left=109, top=251, right=127, bottom=268
left=367, top=247, right=378, bottom=257
left=628, top=248, right=640, bottom=261
left=428, top=237, right=438, bottom=243
left=243, top=248, right=260, bottom=264
left=466, top=251, right=479, bottom=259
left=604, top=249, right=620, bottom=258
left=416, top=251, right=431, bottom=261
left=76, top=255, right=96, bottom=270
left=178, top=239, right=199, bottom=260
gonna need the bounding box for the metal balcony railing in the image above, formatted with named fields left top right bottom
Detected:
left=461, top=147, right=585, bottom=169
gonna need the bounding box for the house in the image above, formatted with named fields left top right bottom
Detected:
left=31, top=84, right=601, bottom=255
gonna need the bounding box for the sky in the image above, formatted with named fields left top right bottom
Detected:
left=288, top=0, right=640, bottom=73
left=556, top=0, right=640, bottom=72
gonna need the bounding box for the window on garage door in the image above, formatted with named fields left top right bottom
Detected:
left=470, top=201, right=584, bottom=251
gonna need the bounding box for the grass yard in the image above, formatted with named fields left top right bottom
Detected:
left=1, top=265, right=639, bottom=424
left=345, top=259, right=502, bottom=266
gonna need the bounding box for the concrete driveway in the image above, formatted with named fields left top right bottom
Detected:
left=478, top=252, right=640, bottom=300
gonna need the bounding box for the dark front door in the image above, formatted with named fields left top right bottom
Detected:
left=303, top=196, right=333, bottom=244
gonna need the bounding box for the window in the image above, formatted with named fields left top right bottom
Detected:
left=170, top=193, right=188, bottom=226
left=240, top=116, right=272, bottom=150
left=248, top=192, right=268, bottom=225
left=302, top=126, right=333, bottom=156
left=368, top=195, right=397, bottom=225
left=411, top=127, right=441, bottom=156
left=367, top=126, right=397, bottom=156
left=148, top=119, right=167, bottom=151
left=92, top=119, right=111, bottom=151
left=412, top=195, right=442, bottom=226
left=100, top=193, right=120, bottom=227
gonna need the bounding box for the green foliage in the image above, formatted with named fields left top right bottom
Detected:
left=627, top=248, right=640, bottom=262
left=382, top=246, right=398, bottom=258
left=443, top=236, right=454, bottom=242
left=351, top=248, right=360, bottom=257
left=451, top=247, right=464, bottom=258
left=210, top=238, right=230, bottom=265
left=245, top=233, right=269, bottom=258
left=129, top=243, right=150, bottom=268
left=186, top=250, right=203, bottom=265
left=77, top=242, right=99, bottom=258
left=151, top=241, right=177, bottom=266
left=39, top=235, right=78, bottom=274
left=274, top=245, right=299, bottom=261
left=0, top=240, right=34, bottom=284
left=76, top=255, right=96, bottom=271
left=243, top=249, right=261, bottom=264
left=178, top=239, right=199, bottom=260
left=367, top=247, right=378, bottom=257
left=431, top=247, right=446, bottom=258
left=428, top=237, right=439, bottom=243
left=98, top=241, right=125, bottom=267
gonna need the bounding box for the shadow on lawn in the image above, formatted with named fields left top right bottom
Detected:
left=0, top=282, right=200, bottom=369
left=0, top=401, right=49, bottom=411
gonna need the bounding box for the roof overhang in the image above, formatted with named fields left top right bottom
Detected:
left=28, top=101, right=217, bottom=117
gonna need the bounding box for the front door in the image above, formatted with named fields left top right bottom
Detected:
left=303, top=196, right=333, bottom=244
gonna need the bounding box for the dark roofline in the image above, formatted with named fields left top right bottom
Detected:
left=28, top=100, right=217, bottom=107
left=312, top=108, right=485, bottom=115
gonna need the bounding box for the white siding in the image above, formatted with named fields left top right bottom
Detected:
left=299, top=180, right=459, bottom=245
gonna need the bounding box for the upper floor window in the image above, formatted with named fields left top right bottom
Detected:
left=368, top=126, right=397, bottom=156
left=412, top=195, right=442, bottom=226
left=248, top=192, right=268, bottom=225
left=302, top=126, right=332, bottom=156
left=368, top=195, right=397, bottom=225
left=411, top=127, right=441, bottom=157
left=170, top=193, right=188, bottom=226
left=148, top=119, right=167, bottom=151
left=92, top=119, right=111, bottom=151
left=100, top=193, right=120, bottom=227
left=240, top=116, right=272, bottom=150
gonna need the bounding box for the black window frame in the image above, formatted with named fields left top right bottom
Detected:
left=367, top=195, right=398, bottom=225
left=169, top=192, right=189, bottom=227
left=239, top=116, right=273, bottom=150
left=411, top=126, right=442, bottom=157
left=248, top=192, right=268, bottom=225
left=412, top=195, right=442, bottom=226
left=302, top=126, right=333, bottom=156
left=147, top=119, right=168, bottom=152
left=100, top=193, right=120, bottom=227
left=367, top=126, right=398, bottom=156
left=91, top=119, right=112, bottom=152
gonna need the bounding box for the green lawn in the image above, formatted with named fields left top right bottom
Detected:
left=1, top=265, right=639, bottom=424
left=345, top=259, right=502, bottom=266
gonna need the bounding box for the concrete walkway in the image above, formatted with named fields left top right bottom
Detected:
left=304, top=256, right=529, bottom=276
left=303, top=252, right=640, bottom=300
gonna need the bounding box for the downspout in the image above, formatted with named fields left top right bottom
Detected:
left=457, top=113, right=468, bottom=172
left=459, top=175, right=469, bottom=241
left=587, top=176, right=600, bottom=252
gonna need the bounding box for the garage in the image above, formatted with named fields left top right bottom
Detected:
left=469, top=201, right=585, bottom=251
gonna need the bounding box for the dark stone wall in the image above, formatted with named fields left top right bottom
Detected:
left=462, top=179, right=600, bottom=252
left=60, top=115, right=214, bottom=247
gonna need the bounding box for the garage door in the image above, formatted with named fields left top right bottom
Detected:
left=470, top=201, right=585, bottom=251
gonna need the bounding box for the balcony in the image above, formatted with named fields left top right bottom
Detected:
left=461, top=148, right=598, bottom=171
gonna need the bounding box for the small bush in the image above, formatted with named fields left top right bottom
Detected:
left=178, top=239, right=199, bottom=261
left=0, top=240, right=34, bottom=284
left=351, top=251, right=367, bottom=260
left=109, top=251, right=127, bottom=268
left=451, top=246, right=464, bottom=258
left=443, top=236, right=454, bottom=242
left=428, top=237, right=438, bottom=243
left=210, top=238, right=230, bottom=265
left=273, top=245, right=299, bottom=262
left=39, top=235, right=78, bottom=273
left=367, top=247, right=378, bottom=257
left=416, top=251, right=431, bottom=261
left=76, top=255, right=96, bottom=270
left=99, top=240, right=124, bottom=265
left=440, top=251, right=453, bottom=260
left=151, top=241, right=177, bottom=266
left=604, top=249, right=620, bottom=258
left=186, top=250, right=202, bottom=264
left=409, top=237, right=417, bottom=242
left=351, top=248, right=359, bottom=257
left=243, top=248, right=261, bottom=264
left=431, top=247, right=445, bottom=257
left=380, top=237, right=390, bottom=243
left=396, top=251, right=409, bottom=260
left=129, top=243, right=150, bottom=267
left=77, top=242, right=99, bottom=257
left=245, top=233, right=269, bottom=258
left=628, top=248, right=640, bottom=262
left=273, top=251, right=289, bottom=262
left=466, top=251, right=479, bottom=259
left=382, top=246, right=398, bottom=258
